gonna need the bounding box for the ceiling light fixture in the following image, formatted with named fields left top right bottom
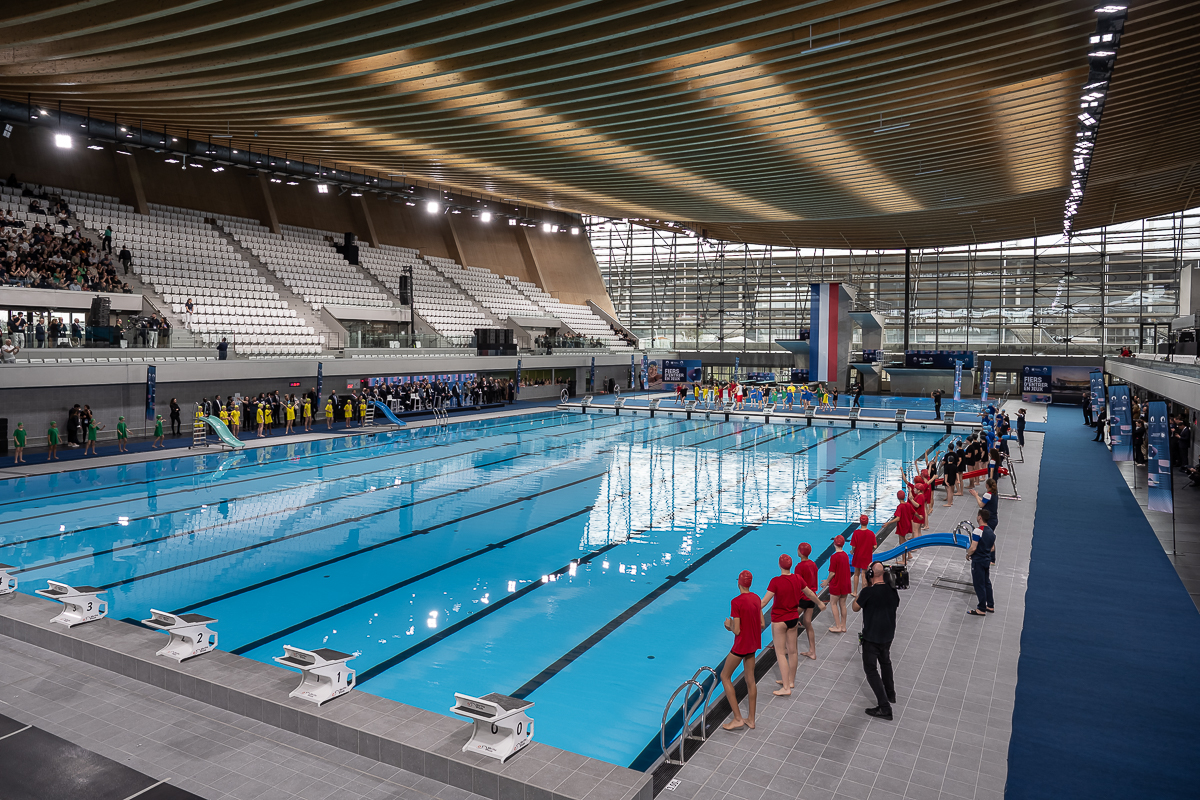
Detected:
left=317, top=184, right=329, bottom=194
left=1064, top=3, right=1128, bottom=237
left=426, top=201, right=439, bottom=214
left=480, top=211, right=492, bottom=223
left=54, top=134, right=71, bottom=149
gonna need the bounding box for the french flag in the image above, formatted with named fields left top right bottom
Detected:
left=809, top=283, right=840, bottom=382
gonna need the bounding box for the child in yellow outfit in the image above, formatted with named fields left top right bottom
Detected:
left=303, top=398, right=312, bottom=431
left=344, top=399, right=354, bottom=427
left=325, top=398, right=333, bottom=429
left=230, top=406, right=241, bottom=437
left=285, top=400, right=296, bottom=434
left=256, top=404, right=265, bottom=437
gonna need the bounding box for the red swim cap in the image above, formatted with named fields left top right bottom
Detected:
left=921, top=468, right=930, bottom=479
left=778, top=553, right=793, bottom=570
left=859, top=514, right=870, bottom=525
left=834, top=535, right=845, bottom=547
left=798, top=542, right=812, bottom=557
left=738, top=570, right=753, bottom=588
left=897, top=489, right=906, bottom=500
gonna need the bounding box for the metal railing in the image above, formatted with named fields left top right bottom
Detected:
left=659, top=666, right=718, bottom=766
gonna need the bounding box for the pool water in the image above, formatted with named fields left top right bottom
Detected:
left=0, top=412, right=945, bottom=768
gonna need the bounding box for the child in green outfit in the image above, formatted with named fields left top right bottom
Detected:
left=83, top=417, right=104, bottom=455
left=47, top=421, right=60, bottom=461
left=12, top=422, right=26, bottom=464
left=152, top=415, right=165, bottom=449
left=116, top=416, right=129, bottom=453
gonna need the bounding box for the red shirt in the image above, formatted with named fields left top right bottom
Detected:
left=767, top=574, right=800, bottom=622
left=796, top=559, right=818, bottom=601
left=850, top=528, right=877, bottom=568
left=895, top=501, right=917, bottom=535
left=828, top=550, right=852, bottom=595
left=730, top=592, right=762, bottom=655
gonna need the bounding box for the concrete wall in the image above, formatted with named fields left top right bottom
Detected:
left=0, top=352, right=634, bottom=445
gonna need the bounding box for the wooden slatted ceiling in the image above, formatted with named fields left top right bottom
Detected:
left=1, top=0, right=1196, bottom=249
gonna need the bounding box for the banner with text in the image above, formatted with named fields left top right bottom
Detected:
left=1090, top=370, right=1105, bottom=410
left=981, top=361, right=992, bottom=403
left=953, top=360, right=963, bottom=402
left=145, top=365, right=156, bottom=422
left=1109, top=385, right=1133, bottom=461
left=1147, top=401, right=1174, bottom=513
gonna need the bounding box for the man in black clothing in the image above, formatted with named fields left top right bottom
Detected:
left=217, top=337, right=228, bottom=360
left=853, top=561, right=900, bottom=720
left=966, top=509, right=996, bottom=617
left=1093, top=409, right=1107, bottom=442
left=932, top=389, right=942, bottom=419
left=1083, top=395, right=1093, bottom=426
left=118, top=246, right=132, bottom=275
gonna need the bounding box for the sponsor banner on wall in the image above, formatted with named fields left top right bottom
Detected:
left=1090, top=369, right=1105, bottom=410
left=980, top=361, right=992, bottom=403
left=1147, top=401, right=1174, bottom=513
left=1022, top=364, right=1093, bottom=404
left=953, top=360, right=963, bottom=402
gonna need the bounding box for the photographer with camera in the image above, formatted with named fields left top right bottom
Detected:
left=853, top=561, right=900, bottom=720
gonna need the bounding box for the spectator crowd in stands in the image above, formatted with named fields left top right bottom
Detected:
left=2, top=176, right=131, bottom=295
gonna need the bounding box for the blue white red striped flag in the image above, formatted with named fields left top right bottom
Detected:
left=809, top=283, right=841, bottom=382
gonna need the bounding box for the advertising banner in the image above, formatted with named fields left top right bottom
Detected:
left=1109, top=385, right=1133, bottom=461
left=734, top=356, right=740, bottom=382
left=316, top=362, right=324, bottom=408
left=516, top=358, right=522, bottom=397
left=981, top=360, right=992, bottom=403
left=629, top=354, right=636, bottom=391
left=953, top=360, right=963, bottom=402
left=661, top=359, right=686, bottom=385
left=904, top=350, right=976, bottom=369
left=145, top=365, right=156, bottom=421
left=1147, top=400, right=1174, bottom=513
left=789, top=368, right=810, bottom=384
left=1021, top=365, right=1052, bottom=404
left=641, top=353, right=650, bottom=392
left=1090, top=370, right=1105, bottom=410
left=590, top=356, right=596, bottom=392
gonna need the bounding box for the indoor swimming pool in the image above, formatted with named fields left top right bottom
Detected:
left=0, top=412, right=946, bottom=768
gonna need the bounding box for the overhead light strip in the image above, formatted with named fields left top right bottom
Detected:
left=1064, top=5, right=1129, bottom=237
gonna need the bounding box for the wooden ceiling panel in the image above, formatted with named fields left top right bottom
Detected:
left=1, top=0, right=1196, bottom=248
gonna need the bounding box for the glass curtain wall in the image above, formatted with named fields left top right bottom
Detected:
left=589, top=206, right=1199, bottom=358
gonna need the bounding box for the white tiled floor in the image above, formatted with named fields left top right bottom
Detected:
left=669, top=433, right=1042, bottom=800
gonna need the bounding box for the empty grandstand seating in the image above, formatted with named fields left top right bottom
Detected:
left=506, top=276, right=630, bottom=348
left=71, top=200, right=324, bottom=356
left=425, top=256, right=544, bottom=320
left=357, top=244, right=491, bottom=341
left=223, top=221, right=392, bottom=310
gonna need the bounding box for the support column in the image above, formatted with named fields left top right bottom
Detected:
left=903, top=247, right=911, bottom=353
left=355, top=196, right=379, bottom=247
left=123, top=153, right=149, bottom=215
left=257, top=172, right=281, bottom=234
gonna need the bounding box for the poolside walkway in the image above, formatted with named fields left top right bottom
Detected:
left=668, top=433, right=1041, bottom=800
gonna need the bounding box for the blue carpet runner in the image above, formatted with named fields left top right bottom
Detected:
left=1008, top=405, right=1200, bottom=798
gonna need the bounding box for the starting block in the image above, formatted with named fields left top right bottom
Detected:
left=274, top=646, right=356, bottom=705
left=141, top=609, right=218, bottom=661
left=451, top=692, right=534, bottom=762
left=0, top=563, right=16, bottom=595
left=35, top=581, right=107, bottom=627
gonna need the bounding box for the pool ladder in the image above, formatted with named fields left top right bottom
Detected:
left=659, top=666, right=718, bottom=766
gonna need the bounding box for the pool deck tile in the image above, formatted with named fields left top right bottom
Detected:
left=667, top=431, right=1042, bottom=800
left=0, top=589, right=652, bottom=800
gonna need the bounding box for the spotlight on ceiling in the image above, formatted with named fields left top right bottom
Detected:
left=570, top=226, right=580, bottom=235
left=480, top=211, right=492, bottom=223
left=542, top=222, right=552, bottom=232
left=508, top=218, right=517, bottom=226
left=425, top=201, right=440, bottom=214
left=317, top=184, right=329, bottom=194
left=286, top=181, right=299, bottom=186
left=54, top=134, right=71, bottom=149
left=350, top=191, right=362, bottom=197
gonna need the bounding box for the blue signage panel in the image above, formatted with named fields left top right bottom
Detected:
left=953, top=360, right=963, bottom=402
left=1147, top=401, right=1173, bottom=513
left=516, top=358, right=522, bottom=397
left=145, top=365, right=156, bottom=421
left=980, top=361, right=992, bottom=403
left=1109, top=385, right=1132, bottom=461
left=1090, top=370, right=1105, bottom=410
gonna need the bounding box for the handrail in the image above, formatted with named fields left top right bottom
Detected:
left=660, top=679, right=703, bottom=766
left=687, top=666, right=719, bottom=742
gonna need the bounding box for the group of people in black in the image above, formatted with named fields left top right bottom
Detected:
left=1091, top=394, right=1196, bottom=478
left=388, top=376, right=512, bottom=411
